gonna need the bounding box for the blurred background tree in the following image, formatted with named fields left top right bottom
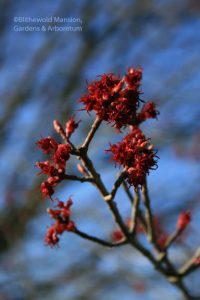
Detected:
left=0, top=0, right=200, bottom=299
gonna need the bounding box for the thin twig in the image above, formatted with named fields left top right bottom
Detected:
left=105, top=170, right=127, bottom=201
left=142, top=177, right=156, bottom=244
left=140, top=179, right=186, bottom=293
left=122, top=180, right=133, bottom=204
left=179, top=247, right=200, bottom=277
left=74, top=228, right=126, bottom=248
left=77, top=148, right=131, bottom=238
left=122, top=180, right=147, bottom=233
left=164, top=229, right=181, bottom=250
left=81, top=117, right=102, bottom=150
left=130, top=188, right=140, bottom=234
left=61, top=174, right=94, bottom=183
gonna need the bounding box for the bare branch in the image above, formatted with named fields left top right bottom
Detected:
left=122, top=180, right=147, bottom=233
left=122, top=180, right=134, bottom=204
left=81, top=117, right=102, bottom=151
left=164, top=229, right=181, bottom=250
left=179, top=247, right=200, bottom=277
left=74, top=228, right=127, bottom=248
left=142, top=177, right=156, bottom=245
left=61, top=174, right=94, bottom=183
left=105, top=170, right=127, bottom=202
left=130, top=188, right=140, bottom=234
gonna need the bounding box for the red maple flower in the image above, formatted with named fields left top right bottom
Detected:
left=127, top=167, right=148, bottom=187
left=45, top=225, right=59, bottom=246
left=40, top=181, right=55, bottom=199
left=40, top=176, right=60, bottom=199
left=137, top=101, right=159, bottom=123
left=53, top=144, right=71, bottom=169
left=36, top=140, right=70, bottom=198
left=36, top=136, right=58, bottom=154
left=81, top=73, right=121, bottom=112
left=45, top=198, right=75, bottom=246
left=107, top=127, right=158, bottom=187
left=36, top=161, right=60, bottom=177
left=80, top=68, right=145, bottom=130
left=124, top=67, right=142, bottom=90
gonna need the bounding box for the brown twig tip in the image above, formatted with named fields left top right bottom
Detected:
left=53, top=120, right=65, bottom=136
left=53, top=119, right=78, bottom=152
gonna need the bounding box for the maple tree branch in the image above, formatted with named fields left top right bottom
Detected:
left=164, top=229, right=181, bottom=250
left=81, top=117, right=102, bottom=151
left=40, top=112, right=200, bottom=300
left=179, top=247, right=200, bottom=277
left=74, top=228, right=127, bottom=248
left=105, top=170, right=128, bottom=201
left=77, top=140, right=199, bottom=299
left=130, top=188, right=140, bottom=234
left=142, top=177, right=156, bottom=245
left=61, top=174, right=94, bottom=183
left=122, top=180, right=134, bottom=203
left=122, top=180, right=147, bottom=233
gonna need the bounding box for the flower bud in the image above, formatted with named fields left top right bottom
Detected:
left=53, top=120, right=65, bottom=136
left=176, top=211, right=191, bottom=232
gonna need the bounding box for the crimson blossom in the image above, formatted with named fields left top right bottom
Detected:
left=45, top=198, right=75, bottom=246
left=80, top=67, right=158, bottom=130
left=107, top=126, right=158, bottom=187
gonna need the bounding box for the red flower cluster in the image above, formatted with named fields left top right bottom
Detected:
left=36, top=161, right=60, bottom=177
left=80, top=68, right=157, bottom=130
left=45, top=198, right=75, bottom=246
left=54, top=144, right=71, bottom=169
left=36, top=137, right=71, bottom=198
left=36, top=136, right=58, bottom=154
left=107, top=127, right=158, bottom=187
left=36, top=119, right=80, bottom=246
left=176, top=211, right=191, bottom=232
